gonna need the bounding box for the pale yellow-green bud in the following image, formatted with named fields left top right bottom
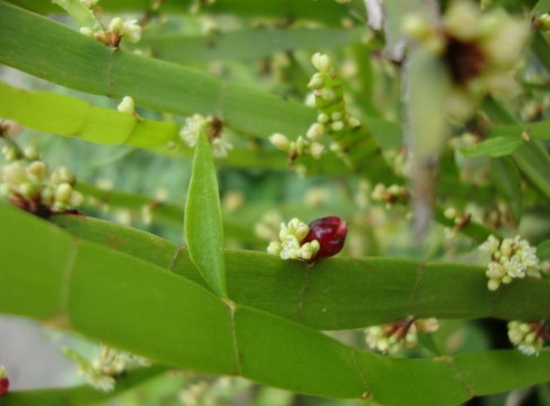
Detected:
left=269, top=133, right=290, bottom=151
left=317, top=113, right=330, bottom=124
left=117, top=96, right=135, bottom=114
left=331, top=121, right=344, bottom=132
left=109, top=17, right=125, bottom=32
left=55, top=183, right=73, bottom=203
left=306, top=123, right=324, bottom=141
left=309, top=142, right=325, bottom=159
left=27, top=161, right=47, bottom=182
left=444, top=207, right=457, bottom=219
left=311, top=52, right=332, bottom=73
left=308, top=73, right=326, bottom=89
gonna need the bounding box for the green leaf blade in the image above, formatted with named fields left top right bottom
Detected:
left=185, top=131, right=227, bottom=298
left=0, top=202, right=71, bottom=319
left=68, top=240, right=237, bottom=374
left=460, top=136, right=524, bottom=158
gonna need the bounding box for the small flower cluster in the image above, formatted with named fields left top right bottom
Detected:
left=267, top=216, right=348, bottom=262
left=65, top=344, right=150, bottom=392
left=180, top=114, right=233, bottom=158
left=403, top=0, right=529, bottom=121
left=443, top=207, right=471, bottom=238
left=508, top=321, right=549, bottom=356
left=308, top=53, right=361, bottom=138
left=267, top=218, right=320, bottom=261
left=0, top=366, right=9, bottom=397
left=81, top=17, right=142, bottom=47
left=0, top=154, right=83, bottom=216
left=269, top=53, right=362, bottom=174
left=371, top=183, right=410, bottom=208
left=479, top=235, right=543, bottom=291
left=269, top=131, right=325, bottom=161
left=365, top=317, right=439, bottom=354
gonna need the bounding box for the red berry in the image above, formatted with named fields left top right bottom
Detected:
left=303, top=216, right=347, bottom=259
left=0, top=377, right=9, bottom=396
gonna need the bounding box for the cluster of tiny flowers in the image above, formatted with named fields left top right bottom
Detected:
left=80, top=17, right=142, bottom=46
left=370, top=183, right=410, bottom=208
left=0, top=155, right=83, bottom=215
left=269, top=132, right=325, bottom=161
left=308, top=53, right=361, bottom=137
left=180, top=114, right=233, bottom=158
left=508, top=321, right=549, bottom=356
left=267, top=218, right=320, bottom=261
left=443, top=207, right=471, bottom=238
left=65, top=345, right=150, bottom=392
left=479, top=235, right=542, bottom=291
left=403, top=0, right=529, bottom=121
left=365, top=317, right=439, bottom=354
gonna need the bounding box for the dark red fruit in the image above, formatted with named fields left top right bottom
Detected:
left=303, top=216, right=347, bottom=259
left=0, top=377, right=9, bottom=396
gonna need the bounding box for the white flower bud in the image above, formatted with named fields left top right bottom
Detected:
left=311, top=52, right=332, bottom=72
left=120, top=19, right=142, bottom=43
left=269, top=133, right=290, bottom=151
left=117, top=96, right=135, bottom=114
left=109, top=17, right=125, bottom=32
left=27, top=161, right=47, bottom=182
left=317, top=113, right=329, bottom=124
left=331, top=121, right=344, bottom=131
left=55, top=183, right=73, bottom=203
left=444, top=207, right=457, bottom=219
left=309, top=142, right=325, bottom=159
left=306, top=123, right=324, bottom=141
left=3, top=161, right=27, bottom=185
left=307, top=73, right=326, bottom=89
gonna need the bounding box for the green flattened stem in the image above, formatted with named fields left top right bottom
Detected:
left=185, top=131, right=228, bottom=298
left=4, top=203, right=550, bottom=405
left=0, top=2, right=315, bottom=140
left=0, top=82, right=178, bottom=148
left=51, top=213, right=550, bottom=330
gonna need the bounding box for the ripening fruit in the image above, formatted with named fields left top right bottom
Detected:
left=0, top=376, right=9, bottom=396
left=303, top=216, right=347, bottom=259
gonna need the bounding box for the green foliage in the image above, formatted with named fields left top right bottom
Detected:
left=185, top=131, right=228, bottom=297
left=1, top=0, right=550, bottom=405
